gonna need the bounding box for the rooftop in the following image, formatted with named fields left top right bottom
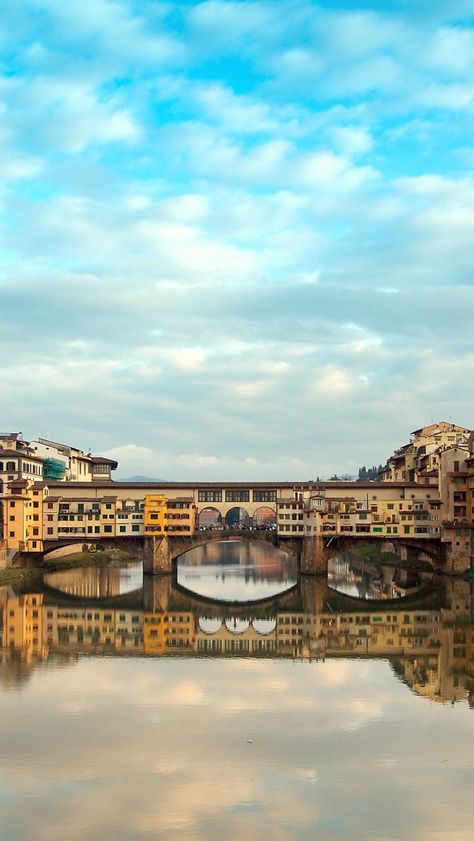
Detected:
left=47, top=479, right=436, bottom=491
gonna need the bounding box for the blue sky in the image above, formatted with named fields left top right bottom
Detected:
left=1, top=0, right=473, bottom=479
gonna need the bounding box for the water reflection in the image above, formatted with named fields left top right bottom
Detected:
left=176, top=539, right=298, bottom=602
left=43, top=562, right=143, bottom=598
left=1, top=553, right=473, bottom=708
left=1, top=553, right=474, bottom=841
left=328, top=554, right=428, bottom=599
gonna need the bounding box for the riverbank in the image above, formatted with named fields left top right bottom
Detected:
left=0, top=568, right=35, bottom=585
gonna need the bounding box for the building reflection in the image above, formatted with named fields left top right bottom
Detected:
left=0, top=576, right=473, bottom=707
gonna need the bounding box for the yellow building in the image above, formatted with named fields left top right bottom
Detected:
left=99, top=496, right=118, bottom=538
left=165, top=498, right=197, bottom=535
left=1, top=479, right=47, bottom=553
left=143, top=611, right=195, bottom=653
left=3, top=594, right=45, bottom=660
left=144, top=494, right=167, bottom=535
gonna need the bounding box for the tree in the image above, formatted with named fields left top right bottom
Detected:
left=329, top=472, right=354, bottom=481
left=357, top=464, right=384, bottom=481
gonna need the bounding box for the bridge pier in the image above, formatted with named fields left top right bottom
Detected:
left=143, top=536, right=172, bottom=574
left=300, top=535, right=329, bottom=575
left=143, top=575, right=172, bottom=612
left=444, top=537, right=473, bottom=574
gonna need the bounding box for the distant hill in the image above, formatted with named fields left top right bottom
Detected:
left=118, top=475, right=169, bottom=483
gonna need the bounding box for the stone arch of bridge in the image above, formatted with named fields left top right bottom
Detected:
left=41, top=535, right=144, bottom=561
left=43, top=537, right=86, bottom=556
left=168, top=532, right=300, bottom=564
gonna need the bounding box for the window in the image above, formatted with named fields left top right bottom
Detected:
left=198, top=490, right=222, bottom=502
left=225, top=489, right=249, bottom=502
left=103, top=525, right=113, bottom=533
left=253, top=489, right=277, bottom=502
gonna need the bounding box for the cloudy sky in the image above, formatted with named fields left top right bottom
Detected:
left=1, top=0, right=473, bottom=479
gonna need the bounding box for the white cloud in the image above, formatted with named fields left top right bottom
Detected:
left=0, top=151, right=42, bottom=181
left=166, top=347, right=207, bottom=371
left=330, top=125, right=374, bottom=157
left=314, top=366, right=356, bottom=397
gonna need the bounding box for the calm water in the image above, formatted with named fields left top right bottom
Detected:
left=1, top=541, right=473, bottom=841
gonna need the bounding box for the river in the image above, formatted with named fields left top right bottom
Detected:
left=0, top=541, right=473, bottom=840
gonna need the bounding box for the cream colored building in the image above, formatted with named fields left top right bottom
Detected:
left=381, top=422, right=470, bottom=484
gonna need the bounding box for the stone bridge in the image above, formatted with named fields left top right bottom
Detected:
left=29, top=530, right=450, bottom=576
left=142, top=530, right=316, bottom=574
left=142, top=531, right=449, bottom=575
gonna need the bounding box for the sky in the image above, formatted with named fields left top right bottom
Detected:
left=1, top=0, right=473, bottom=480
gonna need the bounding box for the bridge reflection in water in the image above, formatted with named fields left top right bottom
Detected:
left=2, top=541, right=473, bottom=707
left=176, top=539, right=298, bottom=602
left=43, top=563, right=144, bottom=599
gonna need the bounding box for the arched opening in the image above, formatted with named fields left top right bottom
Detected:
left=253, top=506, right=276, bottom=529
left=252, top=618, right=277, bottom=635
left=198, top=617, right=223, bottom=634
left=198, top=507, right=223, bottom=530
left=225, top=507, right=250, bottom=528
left=225, top=617, right=250, bottom=635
